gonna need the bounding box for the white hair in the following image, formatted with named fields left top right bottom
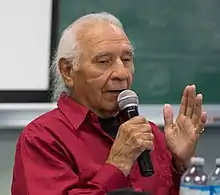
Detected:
left=50, top=12, right=124, bottom=102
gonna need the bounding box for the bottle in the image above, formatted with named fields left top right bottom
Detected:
left=208, top=158, right=220, bottom=195
left=179, top=157, right=210, bottom=195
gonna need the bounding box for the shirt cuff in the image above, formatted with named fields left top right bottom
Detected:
left=92, top=163, right=131, bottom=192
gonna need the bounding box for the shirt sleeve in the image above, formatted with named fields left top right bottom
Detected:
left=11, top=129, right=130, bottom=195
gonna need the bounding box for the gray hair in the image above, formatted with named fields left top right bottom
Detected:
left=50, top=12, right=124, bottom=102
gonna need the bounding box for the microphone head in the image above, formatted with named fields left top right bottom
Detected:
left=117, top=89, right=139, bottom=110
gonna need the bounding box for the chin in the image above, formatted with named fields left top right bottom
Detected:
left=102, top=104, right=119, bottom=117
left=107, top=101, right=118, bottom=110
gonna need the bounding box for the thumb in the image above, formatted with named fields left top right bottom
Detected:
left=163, top=104, right=174, bottom=129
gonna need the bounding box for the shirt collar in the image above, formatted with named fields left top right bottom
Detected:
left=57, top=92, right=90, bottom=130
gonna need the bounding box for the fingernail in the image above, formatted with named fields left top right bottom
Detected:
left=197, top=94, right=203, bottom=99
left=202, top=112, right=207, bottom=123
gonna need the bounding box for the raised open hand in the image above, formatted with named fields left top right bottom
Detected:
left=163, top=85, right=207, bottom=165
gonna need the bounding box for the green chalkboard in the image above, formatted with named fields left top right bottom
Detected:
left=57, top=0, right=220, bottom=104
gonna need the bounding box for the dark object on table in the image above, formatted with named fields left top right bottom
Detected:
left=107, top=188, right=151, bottom=195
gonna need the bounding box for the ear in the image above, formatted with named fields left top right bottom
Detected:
left=58, top=58, right=75, bottom=88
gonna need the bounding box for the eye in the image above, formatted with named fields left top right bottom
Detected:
left=97, top=57, right=112, bottom=65
left=98, top=60, right=109, bottom=64
left=122, top=58, right=131, bottom=62
left=122, top=56, right=132, bottom=63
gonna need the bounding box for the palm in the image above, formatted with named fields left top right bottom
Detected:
left=163, top=85, right=206, bottom=163
left=165, top=115, right=198, bottom=161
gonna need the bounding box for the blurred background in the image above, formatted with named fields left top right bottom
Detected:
left=0, top=0, right=220, bottom=194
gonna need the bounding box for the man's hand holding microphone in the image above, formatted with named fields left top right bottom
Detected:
left=106, top=116, right=154, bottom=176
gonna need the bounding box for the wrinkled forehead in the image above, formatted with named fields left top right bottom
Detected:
left=76, top=22, right=133, bottom=57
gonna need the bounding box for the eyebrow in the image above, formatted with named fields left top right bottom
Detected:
left=93, top=52, right=111, bottom=59
left=93, top=49, right=134, bottom=59
left=123, top=50, right=134, bottom=56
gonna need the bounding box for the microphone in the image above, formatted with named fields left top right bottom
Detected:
left=117, top=90, right=154, bottom=177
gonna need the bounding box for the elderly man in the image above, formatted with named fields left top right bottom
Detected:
left=11, top=12, right=206, bottom=195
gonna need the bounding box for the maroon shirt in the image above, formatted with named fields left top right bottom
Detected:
left=11, top=93, right=182, bottom=195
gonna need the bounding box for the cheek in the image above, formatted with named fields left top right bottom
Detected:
left=128, top=75, right=133, bottom=88
left=75, top=65, right=106, bottom=88
left=127, top=69, right=134, bottom=88
left=85, top=70, right=111, bottom=90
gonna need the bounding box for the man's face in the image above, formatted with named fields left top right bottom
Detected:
left=63, top=22, right=134, bottom=117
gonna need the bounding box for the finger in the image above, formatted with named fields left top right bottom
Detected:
left=134, top=133, right=154, bottom=144
left=137, top=139, right=154, bottom=151
left=186, top=85, right=196, bottom=118
left=179, top=85, right=190, bottom=115
left=195, top=112, right=207, bottom=135
left=139, top=124, right=152, bottom=133
left=135, top=133, right=154, bottom=148
left=128, top=116, right=148, bottom=125
left=141, top=132, right=154, bottom=141
left=129, top=124, right=152, bottom=134
left=163, top=104, right=174, bottom=129
left=143, top=140, right=154, bottom=151
left=192, top=94, right=203, bottom=125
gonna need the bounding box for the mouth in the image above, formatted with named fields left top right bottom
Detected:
left=106, top=89, right=126, bottom=93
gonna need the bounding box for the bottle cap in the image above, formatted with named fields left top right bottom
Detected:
left=216, top=158, right=220, bottom=165
left=190, top=157, right=205, bottom=165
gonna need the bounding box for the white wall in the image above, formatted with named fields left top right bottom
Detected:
left=0, top=0, right=52, bottom=90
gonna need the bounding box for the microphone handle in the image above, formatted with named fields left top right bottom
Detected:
left=119, top=106, right=154, bottom=177
left=138, top=151, right=154, bottom=177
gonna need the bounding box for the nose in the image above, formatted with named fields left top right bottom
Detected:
left=110, top=58, right=130, bottom=81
